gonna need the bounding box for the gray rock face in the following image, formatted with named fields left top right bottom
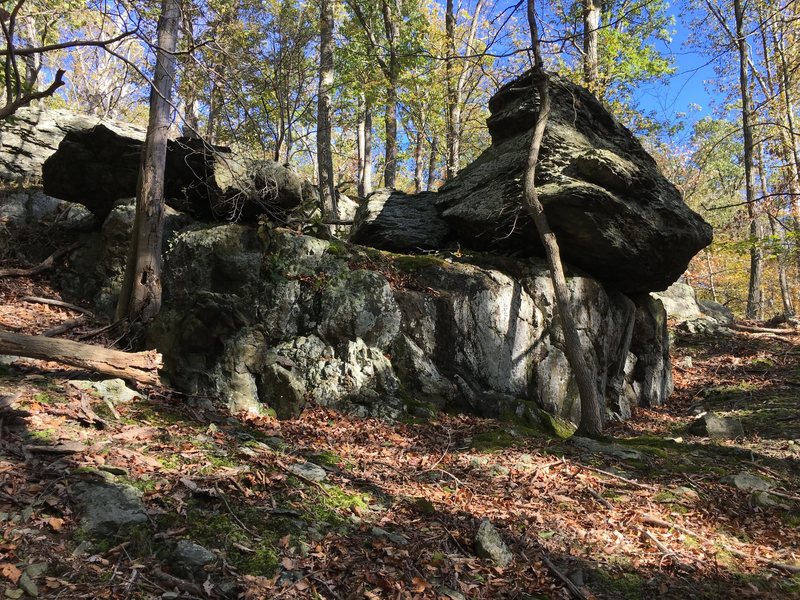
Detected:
left=54, top=199, right=193, bottom=317
left=651, top=283, right=702, bottom=321
left=474, top=519, right=513, bottom=566
left=436, top=74, right=712, bottom=294
left=629, top=295, right=673, bottom=408
left=150, top=226, right=671, bottom=425
left=73, top=481, right=147, bottom=536
left=690, top=412, right=744, bottom=439
left=698, top=299, right=734, bottom=325
left=0, top=106, right=145, bottom=182
left=652, top=282, right=734, bottom=331
left=260, top=363, right=306, bottom=419
left=0, top=188, right=94, bottom=231
left=350, top=189, right=450, bottom=252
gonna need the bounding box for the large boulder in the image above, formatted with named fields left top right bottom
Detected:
left=652, top=282, right=735, bottom=330
left=350, top=189, right=450, bottom=252
left=150, top=225, right=669, bottom=425
left=435, top=73, right=713, bottom=294
left=0, top=106, right=145, bottom=182
left=40, top=123, right=315, bottom=222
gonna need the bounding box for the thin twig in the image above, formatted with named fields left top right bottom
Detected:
left=152, top=568, right=206, bottom=597
left=523, top=537, right=587, bottom=600
left=42, top=316, right=87, bottom=337
left=214, top=485, right=262, bottom=540
left=586, top=487, right=613, bottom=509
left=576, top=464, right=657, bottom=490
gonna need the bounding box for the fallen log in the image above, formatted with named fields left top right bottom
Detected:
left=0, top=330, right=161, bottom=386
left=732, top=323, right=798, bottom=335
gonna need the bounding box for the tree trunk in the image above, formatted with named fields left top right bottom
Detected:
left=116, top=0, right=179, bottom=326
left=384, top=81, right=398, bottom=188
left=445, top=0, right=457, bottom=180
left=757, top=145, right=794, bottom=317
left=770, top=213, right=794, bottom=316
left=525, top=0, right=603, bottom=436
left=316, top=0, right=337, bottom=218
left=0, top=331, right=162, bottom=386
left=734, top=0, right=762, bottom=320
left=427, top=134, right=439, bottom=191
left=357, top=95, right=366, bottom=197
left=583, top=0, right=600, bottom=90
left=414, top=129, right=424, bottom=193
left=363, top=101, right=373, bottom=196
left=179, top=1, right=200, bottom=138
left=444, top=0, right=484, bottom=181
left=705, top=249, right=718, bottom=303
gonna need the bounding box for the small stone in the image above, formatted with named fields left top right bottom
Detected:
left=24, top=563, right=48, bottom=579
left=18, top=572, right=38, bottom=597
left=571, top=437, right=643, bottom=460
left=751, top=490, right=778, bottom=508
left=410, top=497, right=436, bottom=516
left=73, top=481, right=147, bottom=535
left=72, top=541, right=91, bottom=557
left=689, top=412, right=744, bottom=439
left=262, top=437, right=287, bottom=451
left=4, top=589, right=24, bottom=599
left=723, top=471, right=773, bottom=492
left=474, top=519, right=513, bottom=567
left=288, top=462, right=327, bottom=482
left=669, top=486, right=699, bottom=500
left=369, top=527, right=408, bottom=545
left=174, top=540, right=216, bottom=577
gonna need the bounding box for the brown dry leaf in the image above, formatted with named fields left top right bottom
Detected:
left=0, top=562, right=21, bottom=584
left=410, top=576, right=429, bottom=592
left=48, top=517, right=64, bottom=532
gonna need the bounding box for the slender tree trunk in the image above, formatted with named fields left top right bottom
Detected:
left=445, top=0, right=457, bottom=180
left=773, top=31, right=800, bottom=240
left=384, top=81, right=398, bottom=188
left=363, top=101, right=373, bottom=196
left=525, top=0, right=603, bottom=436
left=444, top=0, right=484, bottom=180
left=357, top=95, right=366, bottom=197
left=583, top=0, right=600, bottom=90
left=179, top=1, right=200, bottom=138
left=427, top=135, right=439, bottom=191
left=414, top=129, right=424, bottom=193
left=116, top=0, right=179, bottom=326
left=734, top=0, right=762, bottom=320
left=705, top=250, right=718, bottom=303
left=316, top=0, right=337, bottom=218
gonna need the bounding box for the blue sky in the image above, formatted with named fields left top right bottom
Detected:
left=632, top=6, right=719, bottom=129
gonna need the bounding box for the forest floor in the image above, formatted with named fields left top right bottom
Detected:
left=0, top=271, right=799, bottom=599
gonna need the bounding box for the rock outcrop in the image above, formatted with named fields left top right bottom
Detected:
left=42, top=125, right=314, bottom=222
left=0, top=106, right=145, bottom=182
left=350, top=73, right=712, bottom=294
left=148, top=224, right=669, bottom=425
left=652, top=282, right=734, bottom=332
left=350, top=189, right=450, bottom=252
